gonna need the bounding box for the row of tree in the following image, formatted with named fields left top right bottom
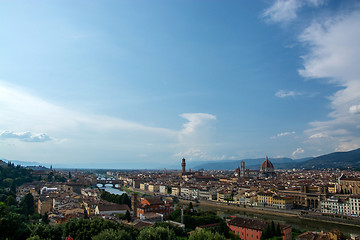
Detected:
left=260, top=221, right=282, bottom=240
left=25, top=218, right=230, bottom=240
left=100, top=191, right=131, bottom=207
left=0, top=163, right=33, bottom=188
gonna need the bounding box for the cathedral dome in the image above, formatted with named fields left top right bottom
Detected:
left=260, top=156, right=274, bottom=173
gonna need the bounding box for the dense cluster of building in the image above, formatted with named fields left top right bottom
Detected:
left=14, top=157, right=360, bottom=239
left=118, top=157, right=360, bottom=217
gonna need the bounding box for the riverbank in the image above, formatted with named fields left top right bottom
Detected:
left=179, top=199, right=360, bottom=229
left=121, top=186, right=143, bottom=195
left=179, top=199, right=298, bottom=218
left=122, top=187, right=360, bottom=231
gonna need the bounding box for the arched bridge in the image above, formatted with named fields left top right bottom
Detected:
left=96, top=179, right=123, bottom=188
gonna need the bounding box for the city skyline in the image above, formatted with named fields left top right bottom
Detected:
left=1, top=0, right=359, bottom=168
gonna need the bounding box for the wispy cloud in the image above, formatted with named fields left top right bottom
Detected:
left=271, top=131, right=296, bottom=139
left=275, top=90, right=301, bottom=98
left=178, top=113, right=216, bottom=140
left=309, top=133, right=327, bottom=139
left=349, top=105, right=360, bottom=114
left=300, top=10, right=360, bottom=152
left=263, top=0, right=301, bottom=23
left=173, top=148, right=226, bottom=161
left=292, top=147, right=304, bottom=157
left=263, top=0, right=324, bottom=24
left=0, top=130, right=52, bottom=142
left=0, top=82, right=219, bottom=164
left=0, top=82, right=176, bottom=136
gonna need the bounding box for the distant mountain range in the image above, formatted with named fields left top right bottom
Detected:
left=191, top=157, right=310, bottom=170
left=2, top=148, right=359, bottom=170
left=191, top=148, right=360, bottom=170
left=0, top=159, right=50, bottom=170
left=295, top=148, right=360, bottom=169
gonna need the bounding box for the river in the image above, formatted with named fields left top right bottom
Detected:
left=196, top=205, right=360, bottom=238
left=97, top=183, right=126, bottom=195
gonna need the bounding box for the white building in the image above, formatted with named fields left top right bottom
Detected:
left=180, top=187, right=191, bottom=198
left=159, top=185, right=168, bottom=194
left=349, top=195, right=360, bottom=216
left=320, top=196, right=350, bottom=216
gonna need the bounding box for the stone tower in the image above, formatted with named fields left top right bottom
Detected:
left=181, top=158, right=186, bottom=173
left=240, top=161, right=245, bottom=177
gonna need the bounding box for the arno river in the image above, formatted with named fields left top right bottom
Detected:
left=196, top=205, right=360, bottom=238
left=97, top=184, right=126, bottom=195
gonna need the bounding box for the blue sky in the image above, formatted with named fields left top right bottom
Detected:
left=1, top=0, right=359, bottom=168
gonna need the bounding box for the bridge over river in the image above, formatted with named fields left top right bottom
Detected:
left=96, top=179, right=123, bottom=188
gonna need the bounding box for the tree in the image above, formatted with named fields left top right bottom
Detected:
left=26, top=236, right=46, bottom=240
left=10, top=181, right=16, bottom=193
left=188, top=229, right=226, bottom=240
left=42, top=212, right=50, bottom=224
left=54, top=175, right=66, bottom=183
left=188, top=202, right=193, bottom=210
left=154, top=222, right=187, bottom=238
left=20, top=193, right=35, bottom=216
left=92, top=229, right=131, bottom=240
left=47, top=172, right=54, bottom=182
left=63, top=217, right=123, bottom=240
left=68, top=172, right=72, bottom=179
left=6, top=195, right=17, bottom=206
left=84, top=208, right=89, bottom=219
left=270, top=221, right=275, bottom=236
left=214, top=220, right=230, bottom=238
left=28, top=223, right=63, bottom=240
left=125, top=210, right=131, bottom=222
left=0, top=202, right=31, bottom=240
left=261, top=224, right=270, bottom=240
left=137, top=226, right=176, bottom=240
left=276, top=223, right=281, bottom=236
left=261, top=222, right=282, bottom=240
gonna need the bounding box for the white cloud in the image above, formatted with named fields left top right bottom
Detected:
left=263, top=0, right=301, bottom=23
left=349, top=105, right=360, bottom=114
left=0, top=82, right=219, bottom=164
left=173, top=113, right=219, bottom=161
left=309, top=133, right=327, bottom=139
left=335, top=142, right=360, bottom=152
left=299, top=10, right=360, bottom=152
left=275, top=90, right=301, bottom=98
left=178, top=113, right=216, bottom=144
left=292, top=147, right=304, bottom=157
left=179, top=113, right=216, bottom=136
left=0, top=82, right=176, bottom=136
left=173, top=148, right=226, bottom=161
left=271, top=131, right=296, bottom=139
left=263, top=0, right=325, bottom=23
left=0, top=130, right=52, bottom=142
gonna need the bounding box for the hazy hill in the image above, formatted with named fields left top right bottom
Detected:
left=0, top=159, right=50, bottom=170
left=191, top=148, right=360, bottom=170
left=296, top=148, right=360, bottom=169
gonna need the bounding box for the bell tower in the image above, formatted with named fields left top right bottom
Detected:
left=181, top=158, right=186, bottom=173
